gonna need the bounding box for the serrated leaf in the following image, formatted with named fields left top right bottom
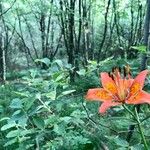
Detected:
left=33, top=116, right=45, bottom=129
left=9, top=98, right=23, bottom=109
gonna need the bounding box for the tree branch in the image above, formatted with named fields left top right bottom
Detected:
left=0, top=0, right=17, bottom=17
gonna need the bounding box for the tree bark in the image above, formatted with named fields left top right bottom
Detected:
left=97, top=0, right=111, bottom=63
left=0, top=2, right=6, bottom=82
left=59, top=0, right=76, bottom=82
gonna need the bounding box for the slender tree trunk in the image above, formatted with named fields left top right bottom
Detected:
left=113, top=0, right=124, bottom=59
left=0, top=2, right=6, bottom=82
left=141, top=0, right=150, bottom=70
left=68, top=0, right=75, bottom=82
left=40, top=12, right=47, bottom=68
left=23, top=16, right=39, bottom=59
left=82, top=0, right=88, bottom=66
left=59, top=0, right=76, bottom=82
left=45, top=0, right=53, bottom=61
left=74, top=0, right=81, bottom=71
left=97, top=0, right=111, bottom=63
left=17, top=9, right=34, bottom=66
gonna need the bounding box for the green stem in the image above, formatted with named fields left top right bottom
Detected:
left=123, top=105, right=148, bottom=150
left=122, top=105, right=137, bottom=121
left=134, top=107, right=149, bottom=150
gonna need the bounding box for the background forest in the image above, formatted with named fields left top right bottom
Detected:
left=0, top=0, right=150, bottom=149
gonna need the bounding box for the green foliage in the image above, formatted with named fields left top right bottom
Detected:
left=0, top=59, right=92, bottom=149
left=1, top=59, right=150, bottom=149
left=131, top=45, right=147, bottom=53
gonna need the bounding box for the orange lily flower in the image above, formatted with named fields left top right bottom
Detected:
left=86, top=68, right=150, bottom=114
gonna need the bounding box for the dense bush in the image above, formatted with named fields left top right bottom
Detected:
left=0, top=58, right=150, bottom=149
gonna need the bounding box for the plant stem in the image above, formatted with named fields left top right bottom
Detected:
left=122, top=105, right=137, bottom=121
left=134, top=107, right=149, bottom=150
left=123, top=104, right=148, bottom=150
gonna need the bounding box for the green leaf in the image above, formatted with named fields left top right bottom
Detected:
left=45, top=115, right=59, bottom=126
left=33, top=116, right=45, bottom=129
left=24, top=98, right=36, bottom=110
left=1, top=122, right=16, bottom=131
left=53, top=124, right=66, bottom=135
left=0, top=117, right=10, bottom=122
left=46, top=90, right=56, bottom=100
left=35, top=58, right=50, bottom=66
left=29, top=69, right=38, bottom=78
left=4, top=138, right=17, bottom=147
left=6, top=129, right=34, bottom=138
left=114, top=137, right=129, bottom=147
left=54, top=59, right=63, bottom=68
left=131, top=45, right=146, bottom=53
left=57, top=90, right=76, bottom=99
left=60, top=116, right=72, bottom=123
left=14, top=91, right=30, bottom=98
left=12, top=110, right=21, bottom=116
left=18, top=115, right=28, bottom=127
left=130, top=144, right=144, bottom=150
left=61, top=90, right=76, bottom=96
left=76, top=69, right=86, bottom=76
left=9, top=98, right=23, bottom=109
left=6, top=130, right=21, bottom=138
left=21, top=129, right=35, bottom=136
left=55, top=74, right=63, bottom=82
left=0, top=105, right=4, bottom=113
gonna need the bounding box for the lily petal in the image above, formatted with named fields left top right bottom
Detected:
left=86, top=88, right=112, bottom=101
left=126, top=79, right=134, bottom=88
left=101, top=72, right=117, bottom=95
left=130, top=70, right=149, bottom=96
left=127, top=90, right=150, bottom=104
left=99, top=101, right=121, bottom=113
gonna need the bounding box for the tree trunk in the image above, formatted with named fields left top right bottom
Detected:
left=59, top=0, right=76, bottom=82
left=68, top=0, right=75, bottom=82
left=97, top=0, right=111, bottom=63
left=0, top=2, right=6, bottom=82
